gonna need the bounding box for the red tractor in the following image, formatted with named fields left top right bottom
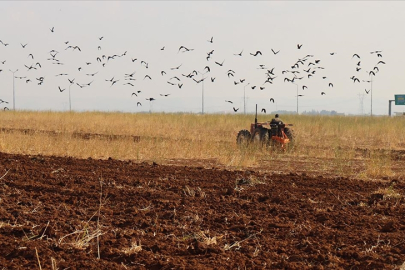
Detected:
left=236, top=105, right=294, bottom=149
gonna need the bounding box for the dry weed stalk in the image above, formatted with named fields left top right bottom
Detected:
left=35, top=247, right=42, bottom=270
left=59, top=180, right=105, bottom=252
left=51, top=257, right=57, bottom=270
left=183, top=185, right=195, bottom=197
left=224, top=229, right=262, bottom=251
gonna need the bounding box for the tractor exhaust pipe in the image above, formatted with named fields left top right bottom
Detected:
left=254, top=104, right=258, bottom=129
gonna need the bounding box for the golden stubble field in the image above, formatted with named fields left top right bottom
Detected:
left=0, top=110, right=404, bottom=180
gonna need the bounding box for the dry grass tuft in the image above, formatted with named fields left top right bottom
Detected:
left=58, top=227, right=103, bottom=250
left=122, top=240, right=142, bottom=255
left=373, top=184, right=402, bottom=200
left=194, top=230, right=218, bottom=246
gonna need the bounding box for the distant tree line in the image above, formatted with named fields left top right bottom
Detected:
left=270, top=110, right=345, bottom=116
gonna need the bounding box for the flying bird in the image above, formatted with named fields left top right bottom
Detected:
left=170, top=76, right=180, bottom=81
left=250, top=51, right=262, bottom=56
left=352, top=53, right=360, bottom=59
left=207, top=37, right=213, bottom=43
left=215, top=60, right=225, bottom=66
left=297, top=44, right=303, bottom=49
left=261, top=108, right=266, bottom=113
left=269, top=98, right=274, bottom=103
left=193, top=78, right=206, bottom=83
left=271, top=49, right=280, bottom=55
left=171, top=64, right=182, bottom=70
left=21, top=43, right=28, bottom=48
left=321, top=92, right=326, bottom=95
left=178, top=46, right=193, bottom=53
left=225, top=100, right=233, bottom=104
left=234, top=50, right=243, bottom=56
left=50, top=27, right=55, bottom=32
left=137, top=102, right=142, bottom=106
left=58, top=86, right=65, bottom=92
left=141, top=61, right=148, bottom=68
left=328, top=83, right=333, bottom=87
left=233, top=107, right=239, bottom=112
left=365, top=89, right=370, bottom=94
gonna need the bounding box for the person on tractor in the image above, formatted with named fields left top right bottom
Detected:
left=271, top=114, right=283, bottom=125
left=270, top=114, right=283, bottom=137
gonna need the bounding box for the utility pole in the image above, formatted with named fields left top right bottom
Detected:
left=358, top=93, right=365, bottom=115
left=197, top=70, right=209, bottom=114
left=292, top=82, right=299, bottom=114
left=388, top=99, right=395, bottom=116
left=243, top=82, right=250, bottom=115
left=370, top=75, right=373, bottom=116
left=9, top=69, right=18, bottom=110
left=68, top=83, right=74, bottom=112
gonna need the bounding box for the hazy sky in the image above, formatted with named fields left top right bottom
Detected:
left=0, top=1, right=404, bottom=115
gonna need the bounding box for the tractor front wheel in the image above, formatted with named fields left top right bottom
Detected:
left=252, top=128, right=268, bottom=146
left=236, top=130, right=251, bottom=145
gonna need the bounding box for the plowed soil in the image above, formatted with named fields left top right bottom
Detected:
left=0, top=152, right=405, bottom=269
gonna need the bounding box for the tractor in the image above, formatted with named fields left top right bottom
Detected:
left=236, top=105, right=294, bottom=149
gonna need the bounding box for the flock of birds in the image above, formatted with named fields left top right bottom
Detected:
left=0, top=26, right=386, bottom=113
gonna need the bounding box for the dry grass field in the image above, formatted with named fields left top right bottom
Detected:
left=0, top=110, right=404, bottom=179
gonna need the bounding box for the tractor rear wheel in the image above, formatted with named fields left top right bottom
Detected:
left=284, top=128, right=295, bottom=150
left=284, top=128, right=294, bottom=141
left=236, top=130, right=251, bottom=145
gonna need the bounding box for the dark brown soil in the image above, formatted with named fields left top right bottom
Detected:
left=0, top=152, right=404, bottom=269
